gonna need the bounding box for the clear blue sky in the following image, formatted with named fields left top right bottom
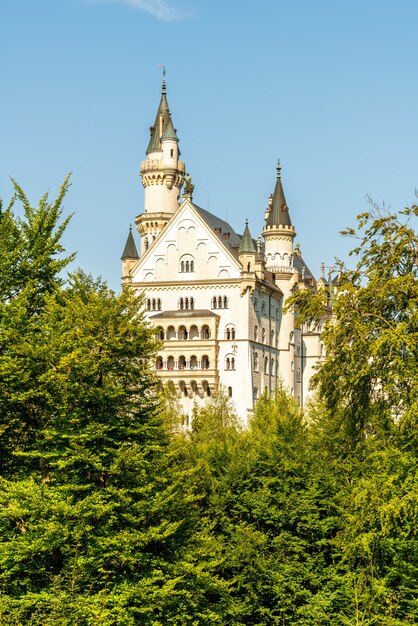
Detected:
left=1, top=0, right=417, bottom=290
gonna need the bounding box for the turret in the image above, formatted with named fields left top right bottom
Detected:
left=263, top=160, right=296, bottom=274
left=238, top=219, right=256, bottom=273
left=121, top=226, right=139, bottom=284
left=136, top=77, right=186, bottom=254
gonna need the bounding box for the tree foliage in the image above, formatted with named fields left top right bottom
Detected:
left=1, top=181, right=417, bottom=623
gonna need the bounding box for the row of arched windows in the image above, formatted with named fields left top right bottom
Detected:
left=211, top=296, right=228, bottom=309
left=157, top=325, right=211, bottom=341
left=254, top=325, right=277, bottom=345
left=156, top=355, right=210, bottom=370
left=179, top=380, right=211, bottom=398
left=147, top=298, right=161, bottom=311
left=180, top=259, right=194, bottom=273
left=179, top=297, right=194, bottom=310
left=253, top=352, right=279, bottom=377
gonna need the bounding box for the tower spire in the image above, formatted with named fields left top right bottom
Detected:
left=146, top=70, right=172, bottom=155
left=266, top=159, right=292, bottom=227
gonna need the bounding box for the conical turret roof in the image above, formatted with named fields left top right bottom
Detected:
left=239, top=219, right=256, bottom=254
left=161, top=114, right=178, bottom=141
left=121, top=226, right=139, bottom=260
left=146, top=79, right=173, bottom=154
left=266, top=160, right=292, bottom=227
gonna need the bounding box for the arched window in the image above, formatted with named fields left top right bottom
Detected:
left=166, top=326, right=176, bottom=340
left=202, top=381, right=211, bottom=397
left=228, top=386, right=232, bottom=398
left=202, top=355, right=210, bottom=369
left=291, top=361, right=294, bottom=371
left=254, top=325, right=258, bottom=341
left=270, top=358, right=274, bottom=375
left=167, top=356, right=175, bottom=370
left=254, top=352, right=259, bottom=371
left=155, top=356, right=163, bottom=370
left=264, top=357, right=268, bottom=375
left=189, top=325, right=199, bottom=340
left=179, top=254, right=195, bottom=273
left=262, top=328, right=266, bottom=343
left=202, top=325, right=210, bottom=339
left=225, top=324, right=236, bottom=341
left=271, top=330, right=274, bottom=345
left=190, top=355, right=198, bottom=369
left=289, top=331, right=294, bottom=343
left=225, top=354, right=235, bottom=370
left=178, top=355, right=186, bottom=370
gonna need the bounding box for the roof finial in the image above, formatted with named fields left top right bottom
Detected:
left=276, top=159, right=281, bottom=179
left=321, top=262, right=325, bottom=278
left=245, top=218, right=248, bottom=226
left=159, top=64, right=167, bottom=93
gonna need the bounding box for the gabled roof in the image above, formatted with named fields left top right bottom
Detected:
left=121, top=227, right=139, bottom=260
left=266, top=160, right=292, bottom=228
left=193, top=205, right=242, bottom=251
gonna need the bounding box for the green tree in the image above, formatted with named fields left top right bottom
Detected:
left=288, top=202, right=418, bottom=449
left=0, top=185, right=228, bottom=624
left=287, top=201, right=418, bottom=623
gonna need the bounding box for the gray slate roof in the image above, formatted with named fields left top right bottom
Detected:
left=266, top=161, right=293, bottom=228
left=149, top=309, right=219, bottom=319
left=121, top=228, right=139, bottom=259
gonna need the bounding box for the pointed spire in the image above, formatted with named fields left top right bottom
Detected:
left=266, top=159, right=292, bottom=227
left=121, top=226, right=139, bottom=260
left=161, top=114, right=178, bottom=141
left=239, top=219, right=256, bottom=254
left=146, top=78, right=173, bottom=155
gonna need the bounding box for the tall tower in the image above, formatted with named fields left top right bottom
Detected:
left=263, top=160, right=296, bottom=272
left=263, top=161, right=297, bottom=393
left=135, top=78, right=186, bottom=254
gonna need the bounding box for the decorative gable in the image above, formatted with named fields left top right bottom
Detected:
left=130, top=201, right=242, bottom=284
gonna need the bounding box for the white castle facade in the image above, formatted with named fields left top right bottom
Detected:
left=121, top=79, right=326, bottom=423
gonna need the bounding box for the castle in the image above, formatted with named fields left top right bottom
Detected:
left=121, top=78, right=326, bottom=423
